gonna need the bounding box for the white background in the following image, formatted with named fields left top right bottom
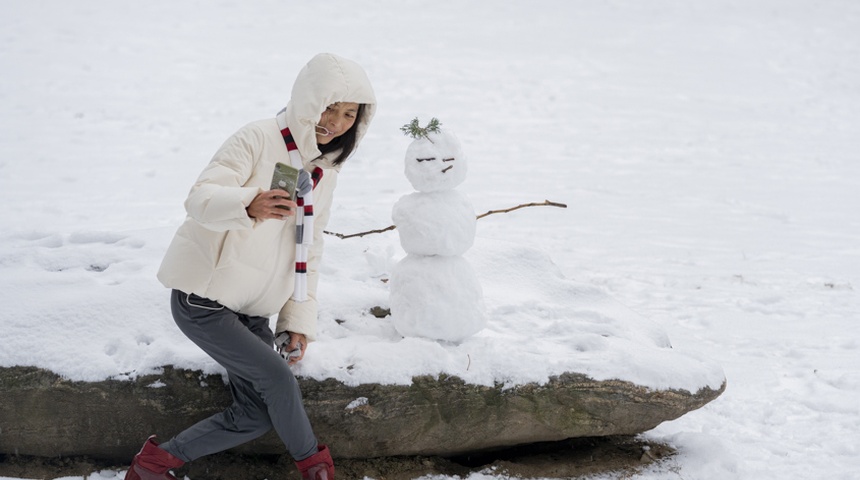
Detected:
left=1, top=1, right=858, bottom=479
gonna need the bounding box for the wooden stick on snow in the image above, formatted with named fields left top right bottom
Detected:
left=323, top=200, right=567, bottom=240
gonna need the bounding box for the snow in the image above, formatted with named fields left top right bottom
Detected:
left=1, top=0, right=859, bottom=479
left=345, top=397, right=369, bottom=411
left=403, top=130, right=467, bottom=192
left=390, top=251, right=486, bottom=343
left=392, top=189, right=477, bottom=255
left=391, top=128, right=486, bottom=342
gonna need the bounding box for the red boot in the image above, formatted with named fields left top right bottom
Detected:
left=295, top=444, right=335, bottom=480
left=124, top=435, right=185, bottom=480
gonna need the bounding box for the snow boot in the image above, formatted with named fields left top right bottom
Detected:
left=295, top=444, right=335, bottom=480
left=124, top=435, right=185, bottom=480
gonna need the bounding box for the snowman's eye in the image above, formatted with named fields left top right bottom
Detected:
left=442, top=158, right=455, bottom=162
left=416, top=157, right=436, bottom=162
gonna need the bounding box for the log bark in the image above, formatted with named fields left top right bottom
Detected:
left=0, top=366, right=724, bottom=461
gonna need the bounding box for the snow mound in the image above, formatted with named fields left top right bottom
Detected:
left=298, top=235, right=724, bottom=391
left=0, top=229, right=722, bottom=393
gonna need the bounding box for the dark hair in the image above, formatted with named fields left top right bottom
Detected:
left=317, top=103, right=366, bottom=166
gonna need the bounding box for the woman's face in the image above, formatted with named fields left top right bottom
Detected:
left=316, top=102, right=359, bottom=145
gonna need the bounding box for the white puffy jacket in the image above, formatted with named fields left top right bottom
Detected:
left=157, top=53, right=376, bottom=341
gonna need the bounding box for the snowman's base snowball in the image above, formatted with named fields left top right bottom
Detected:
left=390, top=254, right=486, bottom=342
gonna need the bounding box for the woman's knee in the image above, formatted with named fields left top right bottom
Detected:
left=255, top=359, right=300, bottom=399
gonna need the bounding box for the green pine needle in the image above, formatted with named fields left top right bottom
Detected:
left=400, top=117, right=443, bottom=140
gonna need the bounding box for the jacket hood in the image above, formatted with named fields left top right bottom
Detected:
left=285, top=53, right=377, bottom=170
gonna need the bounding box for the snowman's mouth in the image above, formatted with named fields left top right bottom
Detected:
left=442, top=166, right=453, bottom=173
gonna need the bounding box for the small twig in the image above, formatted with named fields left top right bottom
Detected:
left=323, top=199, right=567, bottom=239
left=325, top=224, right=397, bottom=240
left=476, top=200, right=567, bottom=220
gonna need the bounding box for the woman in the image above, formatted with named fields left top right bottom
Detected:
left=124, top=53, right=376, bottom=480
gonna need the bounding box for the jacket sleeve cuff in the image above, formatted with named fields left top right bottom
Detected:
left=275, top=298, right=319, bottom=342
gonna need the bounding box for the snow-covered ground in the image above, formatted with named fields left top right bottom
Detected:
left=2, top=1, right=859, bottom=479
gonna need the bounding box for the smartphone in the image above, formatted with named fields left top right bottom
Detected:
left=271, top=162, right=300, bottom=203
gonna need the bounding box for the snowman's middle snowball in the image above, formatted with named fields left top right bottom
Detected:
left=392, top=189, right=477, bottom=256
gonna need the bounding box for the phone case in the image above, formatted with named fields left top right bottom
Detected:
left=271, top=162, right=300, bottom=200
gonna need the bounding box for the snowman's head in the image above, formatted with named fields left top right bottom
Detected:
left=404, top=130, right=467, bottom=192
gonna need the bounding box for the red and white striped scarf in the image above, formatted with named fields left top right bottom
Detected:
left=277, top=123, right=323, bottom=302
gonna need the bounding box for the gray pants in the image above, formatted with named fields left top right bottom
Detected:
left=159, top=290, right=318, bottom=462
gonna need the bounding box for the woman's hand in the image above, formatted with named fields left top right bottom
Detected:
left=275, top=331, right=308, bottom=365
left=247, top=190, right=298, bottom=220
left=285, top=332, right=308, bottom=365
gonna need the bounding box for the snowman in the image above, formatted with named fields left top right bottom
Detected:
left=389, top=118, right=486, bottom=342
